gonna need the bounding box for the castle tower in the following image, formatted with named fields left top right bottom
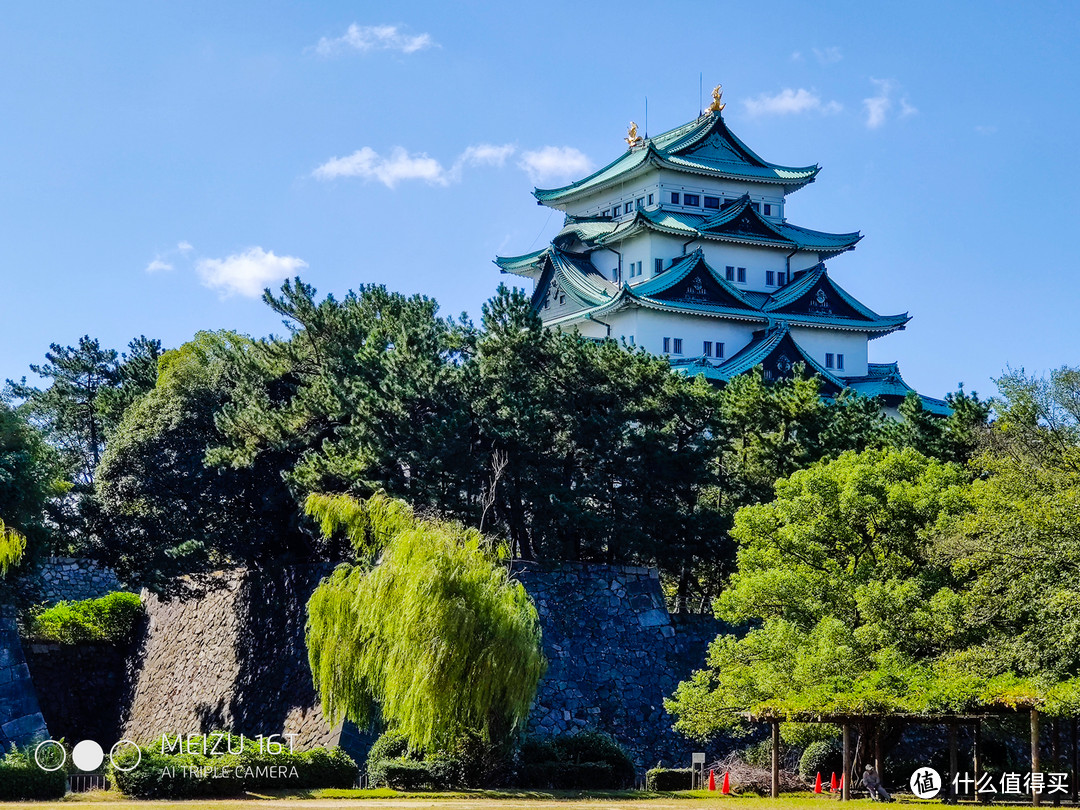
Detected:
left=496, top=87, right=947, bottom=414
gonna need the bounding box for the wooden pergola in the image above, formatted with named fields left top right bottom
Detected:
left=747, top=707, right=1079, bottom=804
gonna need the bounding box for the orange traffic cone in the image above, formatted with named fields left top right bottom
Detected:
left=721, top=771, right=731, bottom=794
left=708, top=770, right=716, bottom=791
left=839, top=774, right=845, bottom=795
left=814, top=772, right=823, bottom=794
left=830, top=772, right=838, bottom=792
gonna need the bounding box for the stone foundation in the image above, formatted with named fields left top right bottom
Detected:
left=0, top=607, right=48, bottom=749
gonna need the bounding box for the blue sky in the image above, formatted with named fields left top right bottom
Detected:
left=2, top=1, right=1077, bottom=400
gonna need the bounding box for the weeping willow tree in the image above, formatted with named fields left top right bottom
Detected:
left=305, top=492, right=546, bottom=752
left=0, top=518, right=27, bottom=578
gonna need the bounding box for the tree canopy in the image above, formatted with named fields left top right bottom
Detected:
left=305, top=492, right=546, bottom=752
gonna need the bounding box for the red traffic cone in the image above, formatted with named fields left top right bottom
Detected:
left=708, top=769, right=716, bottom=791
left=839, top=774, right=845, bottom=795
left=721, top=771, right=731, bottom=795
left=830, top=772, right=838, bottom=792
left=814, top=772, right=823, bottom=794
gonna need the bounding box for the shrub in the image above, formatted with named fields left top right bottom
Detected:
left=379, top=760, right=444, bottom=790
left=517, top=730, right=635, bottom=789
left=0, top=748, right=68, bottom=800
left=799, top=739, right=842, bottom=782
left=366, top=732, right=412, bottom=786
left=109, top=741, right=357, bottom=798
left=26, top=591, right=142, bottom=643
left=646, top=767, right=694, bottom=791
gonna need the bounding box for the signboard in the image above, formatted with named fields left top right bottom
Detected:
left=692, top=752, right=706, bottom=764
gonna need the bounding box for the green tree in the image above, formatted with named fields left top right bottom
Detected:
left=305, top=493, right=546, bottom=752
left=0, top=403, right=60, bottom=550
left=668, top=447, right=970, bottom=737
left=95, top=331, right=304, bottom=588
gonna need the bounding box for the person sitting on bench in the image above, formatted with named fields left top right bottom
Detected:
left=862, top=765, right=893, bottom=802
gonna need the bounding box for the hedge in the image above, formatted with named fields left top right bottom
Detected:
left=0, top=759, right=68, bottom=800
left=109, top=742, right=357, bottom=798
left=516, top=730, right=635, bottom=789
left=646, top=767, right=693, bottom=791
left=25, top=591, right=143, bottom=643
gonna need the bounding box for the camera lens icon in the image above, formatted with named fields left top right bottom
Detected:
left=72, top=740, right=105, bottom=771
left=34, top=738, right=141, bottom=772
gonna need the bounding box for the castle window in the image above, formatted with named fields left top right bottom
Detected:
left=654, top=258, right=663, bottom=274
left=625, top=200, right=634, bottom=213
left=703, top=341, right=713, bottom=357
left=766, top=270, right=775, bottom=286
left=704, top=196, right=720, bottom=209
left=725, top=266, right=735, bottom=281
left=825, top=353, right=835, bottom=369
left=673, top=338, right=683, bottom=354
left=777, top=271, right=787, bottom=285
left=663, top=337, right=671, bottom=353
left=647, top=193, right=654, bottom=205
left=737, top=267, right=746, bottom=283
left=559, top=296, right=565, bottom=305
left=636, top=197, right=645, bottom=210
left=752, top=202, right=760, bottom=212
left=763, top=203, right=773, bottom=216
left=613, top=205, right=621, bottom=216
left=602, top=209, right=610, bottom=217
left=717, top=341, right=725, bottom=359
left=837, top=354, right=845, bottom=371
left=684, top=193, right=700, bottom=206
left=670, top=192, right=680, bottom=204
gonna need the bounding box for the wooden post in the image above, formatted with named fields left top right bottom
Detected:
left=874, top=720, right=883, bottom=775
left=949, top=722, right=959, bottom=804
left=842, top=722, right=851, bottom=802
left=974, top=720, right=982, bottom=804
left=1071, top=718, right=1077, bottom=805
left=1032, top=708, right=1041, bottom=807
left=1052, top=720, right=1060, bottom=807
left=771, top=720, right=780, bottom=799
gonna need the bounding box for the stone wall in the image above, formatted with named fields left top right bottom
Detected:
left=515, top=562, right=722, bottom=771
left=119, top=565, right=369, bottom=760
left=24, top=640, right=129, bottom=745
left=19, top=556, right=123, bottom=606
left=0, top=606, right=49, bottom=749
left=38, top=561, right=723, bottom=773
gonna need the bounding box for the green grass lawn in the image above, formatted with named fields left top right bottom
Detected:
left=0, top=789, right=917, bottom=809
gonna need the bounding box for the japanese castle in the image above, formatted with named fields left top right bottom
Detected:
left=496, top=86, right=948, bottom=415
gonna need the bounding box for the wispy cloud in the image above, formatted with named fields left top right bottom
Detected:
left=743, top=88, right=842, bottom=117
left=313, top=142, right=516, bottom=188
left=813, top=46, right=843, bottom=65
left=975, top=124, right=998, bottom=135
left=196, top=247, right=308, bottom=298
left=864, top=78, right=917, bottom=129
left=314, top=24, right=435, bottom=57
left=518, top=146, right=592, bottom=185
left=145, top=258, right=173, bottom=274
left=144, top=241, right=197, bottom=274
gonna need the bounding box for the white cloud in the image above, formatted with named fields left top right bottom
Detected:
left=813, top=46, right=843, bottom=65
left=743, top=88, right=842, bottom=117
left=314, top=24, right=435, bottom=57
left=864, top=78, right=916, bottom=129
left=145, top=258, right=173, bottom=274
left=177, top=241, right=193, bottom=253
left=313, top=146, right=446, bottom=187
left=196, top=247, right=308, bottom=298
left=518, top=146, right=592, bottom=185
left=313, top=143, right=515, bottom=188
left=790, top=50, right=804, bottom=62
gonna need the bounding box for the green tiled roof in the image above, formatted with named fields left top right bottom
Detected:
left=845, top=362, right=952, bottom=415
left=533, top=111, right=820, bottom=205
left=495, top=248, right=548, bottom=276
left=539, top=199, right=859, bottom=257
left=761, top=264, right=910, bottom=338
left=531, top=251, right=905, bottom=338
